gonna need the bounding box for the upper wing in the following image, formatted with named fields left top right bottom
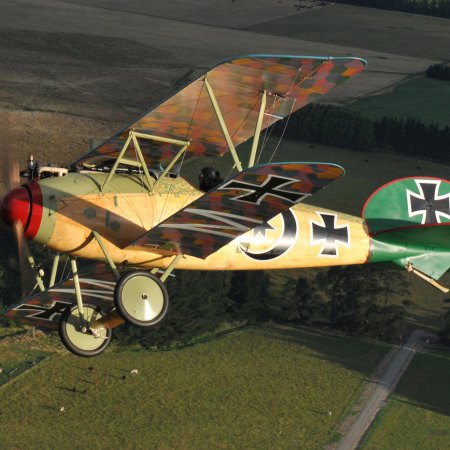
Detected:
left=3, top=265, right=115, bottom=330
left=71, top=55, right=366, bottom=168
left=134, top=162, right=344, bottom=258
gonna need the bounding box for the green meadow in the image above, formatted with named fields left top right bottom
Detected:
left=347, top=77, right=450, bottom=128
left=361, top=349, right=450, bottom=450
left=0, top=326, right=389, bottom=450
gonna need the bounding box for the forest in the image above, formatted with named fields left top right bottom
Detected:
left=275, top=103, right=450, bottom=163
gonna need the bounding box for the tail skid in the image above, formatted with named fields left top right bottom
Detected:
left=405, top=262, right=449, bottom=293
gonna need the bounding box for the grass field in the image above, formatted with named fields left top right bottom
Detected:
left=246, top=4, right=450, bottom=61
left=347, top=77, right=450, bottom=128
left=0, top=342, right=49, bottom=387
left=0, top=326, right=389, bottom=450
left=361, top=349, right=450, bottom=450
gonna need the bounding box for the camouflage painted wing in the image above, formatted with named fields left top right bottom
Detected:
left=71, top=55, right=366, bottom=167
left=134, top=163, right=344, bottom=258
left=3, top=265, right=115, bottom=330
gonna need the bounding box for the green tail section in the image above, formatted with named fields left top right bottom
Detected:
left=363, top=177, right=450, bottom=280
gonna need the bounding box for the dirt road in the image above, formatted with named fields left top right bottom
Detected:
left=336, top=330, right=426, bottom=450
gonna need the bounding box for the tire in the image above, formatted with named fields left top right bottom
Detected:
left=59, top=304, right=112, bottom=357
left=114, top=271, right=169, bottom=327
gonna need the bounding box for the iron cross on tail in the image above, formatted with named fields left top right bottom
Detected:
left=2, top=55, right=449, bottom=357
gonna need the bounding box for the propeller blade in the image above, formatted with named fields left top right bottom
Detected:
left=5, top=157, right=20, bottom=192
left=0, top=112, right=37, bottom=298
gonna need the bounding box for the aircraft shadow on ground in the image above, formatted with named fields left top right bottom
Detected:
left=254, top=325, right=450, bottom=417
left=253, top=325, right=380, bottom=378
left=392, top=350, right=450, bottom=417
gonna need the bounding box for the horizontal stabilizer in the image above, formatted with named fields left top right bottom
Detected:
left=371, top=225, right=450, bottom=279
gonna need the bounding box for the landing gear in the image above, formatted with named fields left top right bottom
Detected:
left=114, top=271, right=169, bottom=327
left=59, top=304, right=112, bottom=357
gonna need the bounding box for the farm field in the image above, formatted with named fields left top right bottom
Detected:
left=246, top=4, right=450, bottom=61
left=361, top=349, right=450, bottom=450
left=346, top=77, right=450, bottom=128
left=0, top=326, right=389, bottom=449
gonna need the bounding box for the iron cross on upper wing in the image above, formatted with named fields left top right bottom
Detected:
left=407, top=180, right=450, bottom=224
left=220, top=175, right=310, bottom=205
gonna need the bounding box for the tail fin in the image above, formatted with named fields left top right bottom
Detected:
left=363, top=177, right=450, bottom=291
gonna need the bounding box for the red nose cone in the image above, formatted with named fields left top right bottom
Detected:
left=1, top=187, right=31, bottom=229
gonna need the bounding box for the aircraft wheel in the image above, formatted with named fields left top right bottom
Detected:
left=59, top=304, right=112, bottom=357
left=114, top=271, right=169, bottom=327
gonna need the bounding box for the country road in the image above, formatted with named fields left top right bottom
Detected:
left=336, top=330, right=426, bottom=450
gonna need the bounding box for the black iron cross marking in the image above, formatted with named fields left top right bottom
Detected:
left=220, top=175, right=309, bottom=205
left=311, top=212, right=349, bottom=256
left=15, top=300, right=71, bottom=321
left=407, top=180, right=450, bottom=224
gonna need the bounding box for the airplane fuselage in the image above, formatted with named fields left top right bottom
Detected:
left=3, top=172, right=371, bottom=271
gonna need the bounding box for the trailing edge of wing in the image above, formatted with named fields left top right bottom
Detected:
left=134, top=162, right=344, bottom=259
left=71, top=55, right=366, bottom=168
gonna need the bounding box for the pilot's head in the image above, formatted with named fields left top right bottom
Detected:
left=199, top=166, right=222, bottom=192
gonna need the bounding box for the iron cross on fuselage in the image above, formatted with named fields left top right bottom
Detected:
left=408, top=180, right=450, bottom=224
left=311, top=212, right=349, bottom=256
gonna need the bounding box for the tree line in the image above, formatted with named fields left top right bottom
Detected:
left=276, top=103, right=450, bottom=163
left=335, top=0, right=450, bottom=19
left=427, top=63, right=450, bottom=81
left=114, top=265, right=411, bottom=348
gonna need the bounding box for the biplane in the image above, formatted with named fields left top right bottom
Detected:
left=2, top=55, right=450, bottom=357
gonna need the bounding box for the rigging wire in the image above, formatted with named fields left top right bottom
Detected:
left=258, top=59, right=316, bottom=165
left=267, top=98, right=296, bottom=164
left=256, top=95, right=277, bottom=166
